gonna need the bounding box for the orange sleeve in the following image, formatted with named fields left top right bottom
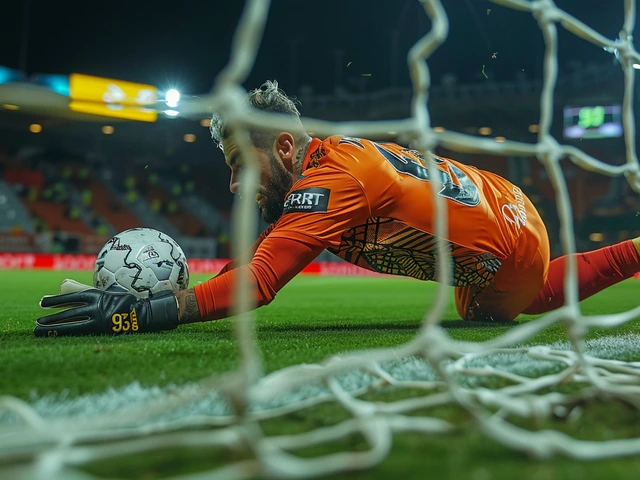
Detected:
left=193, top=234, right=324, bottom=321
left=216, top=223, right=276, bottom=275
left=193, top=169, right=370, bottom=321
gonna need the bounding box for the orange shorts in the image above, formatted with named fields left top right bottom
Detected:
left=455, top=198, right=550, bottom=322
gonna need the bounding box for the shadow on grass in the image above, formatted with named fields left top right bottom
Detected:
left=441, top=319, right=518, bottom=329
left=254, top=319, right=518, bottom=333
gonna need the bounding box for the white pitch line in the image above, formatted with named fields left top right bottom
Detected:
left=1, top=334, right=639, bottom=426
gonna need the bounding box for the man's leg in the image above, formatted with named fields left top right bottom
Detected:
left=523, top=239, right=640, bottom=314
left=455, top=247, right=547, bottom=322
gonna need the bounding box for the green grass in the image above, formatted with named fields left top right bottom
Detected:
left=2, top=270, right=640, bottom=479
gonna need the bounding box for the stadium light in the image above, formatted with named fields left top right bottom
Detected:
left=29, top=124, right=42, bottom=133
left=2, top=104, right=19, bottom=110
left=495, top=136, right=506, bottom=142
left=528, top=124, right=539, bottom=133
left=183, top=134, right=196, bottom=143
left=165, top=89, right=180, bottom=108
left=433, top=126, right=445, bottom=132
left=478, top=127, right=492, bottom=135
left=164, top=110, right=179, bottom=117
left=590, top=232, right=604, bottom=242
left=200, top=118, right=211, bottom=128
left=633, top=63, right=640, bottom=70
left=102, top=125, right=114, bottom=135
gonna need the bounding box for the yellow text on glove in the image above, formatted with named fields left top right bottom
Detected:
left=130, top=308, right=139, bottom=331
left=112, top=313, right=132, bottom=333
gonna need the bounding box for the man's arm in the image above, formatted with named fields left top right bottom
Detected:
left=36, top=169, right=366, bottom=336
left=34, top=233, right=324, bottom=336
left=176, top=289, right=202, bottom=323
left=184, top=234, right=325, bottom=323
left=192, top=169, right=370, bottom=323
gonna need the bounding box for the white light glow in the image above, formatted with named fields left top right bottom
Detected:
left=165, top=89, right=181, bottom=108
left=165, top=110, right=179, bottom=117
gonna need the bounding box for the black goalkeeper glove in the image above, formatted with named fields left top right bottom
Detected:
left=34, top=288, right=179, bottom=337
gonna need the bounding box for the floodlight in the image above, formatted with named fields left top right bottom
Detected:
left=165, top=89, right=180, bottom=107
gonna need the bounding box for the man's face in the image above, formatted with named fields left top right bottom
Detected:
left=224, top=140, right=294, bottom=224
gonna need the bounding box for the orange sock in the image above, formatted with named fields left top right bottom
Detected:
left=523, top=240, right=640, bottom=314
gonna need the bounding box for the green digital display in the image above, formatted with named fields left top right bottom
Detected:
left=577, top=106, right=605, bottom=128
left=563, top=104, right=623, bottom=139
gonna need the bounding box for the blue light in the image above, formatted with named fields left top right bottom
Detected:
left=0, top=66, right=25, bottom=85
left=30, top=74, right=70, bottom=96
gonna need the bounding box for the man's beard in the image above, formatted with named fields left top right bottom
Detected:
left=260, top=153, right=293, bottom=224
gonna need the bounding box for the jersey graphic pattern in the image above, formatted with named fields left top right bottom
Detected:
left=328, top=217, right=502, bottom=287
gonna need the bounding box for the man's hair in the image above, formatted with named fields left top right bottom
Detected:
left=210, top=80, right=304, bottom=151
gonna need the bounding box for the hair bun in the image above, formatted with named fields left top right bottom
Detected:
left=259, top=80, right=279, bottom=93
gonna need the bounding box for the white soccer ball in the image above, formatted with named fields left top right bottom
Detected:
left=93, top=228, right=190, bottom=298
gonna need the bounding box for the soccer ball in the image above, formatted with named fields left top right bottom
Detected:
left=93, top=228, right=190, bottom=298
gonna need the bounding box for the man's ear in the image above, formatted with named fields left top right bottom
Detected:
left=275, top=132, right=295, bottom=172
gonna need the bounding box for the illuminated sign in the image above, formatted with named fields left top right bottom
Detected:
left=563, top=105, right=623, bottom=139
left=68, top=74, right=158, bottom=122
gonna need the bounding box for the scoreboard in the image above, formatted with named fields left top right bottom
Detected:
left=563, top=104, right=623, bottom=139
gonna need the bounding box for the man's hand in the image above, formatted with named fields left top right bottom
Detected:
left=35, top=287, right=179, bottom=337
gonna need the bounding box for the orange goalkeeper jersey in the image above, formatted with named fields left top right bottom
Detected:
left=194, top=136, right=542, bottom=320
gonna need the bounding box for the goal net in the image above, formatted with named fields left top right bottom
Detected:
left=3, top=0, right=640, bottom=477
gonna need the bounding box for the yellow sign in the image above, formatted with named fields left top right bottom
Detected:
left=69, top=73, right=158, bottom=122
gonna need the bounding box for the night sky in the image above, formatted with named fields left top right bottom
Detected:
left=0, top=0, right=628, bottom=98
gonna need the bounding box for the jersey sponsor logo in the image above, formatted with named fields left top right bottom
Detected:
left=283, top=188, right=330, bottom=214
left=501, top=187, right=527, bottom=229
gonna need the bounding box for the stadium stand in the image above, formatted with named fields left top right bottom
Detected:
left=0, top=62, right=635, bottom=259
left=0, top=180, right=36, bottom=234
left=86, top=174, right=141, bottom=233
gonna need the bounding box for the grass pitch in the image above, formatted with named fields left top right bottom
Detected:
left=2, top=269, right=640, bottom=479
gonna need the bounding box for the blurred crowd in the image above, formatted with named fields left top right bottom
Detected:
left=1, top=145, right=639, bottom=258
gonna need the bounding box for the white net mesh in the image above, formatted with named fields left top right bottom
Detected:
left=3, top=0, right=640, bottom=477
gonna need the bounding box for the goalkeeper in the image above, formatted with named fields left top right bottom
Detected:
left=35, top=81, right=640, bottom=336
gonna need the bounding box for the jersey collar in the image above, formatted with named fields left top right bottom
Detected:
left=301, top=137, right=324, bottom=172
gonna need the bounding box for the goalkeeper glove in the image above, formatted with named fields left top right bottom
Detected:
left=58, top=278, right=96, bottom=294
left=34, top=286, right=179, bottom=337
